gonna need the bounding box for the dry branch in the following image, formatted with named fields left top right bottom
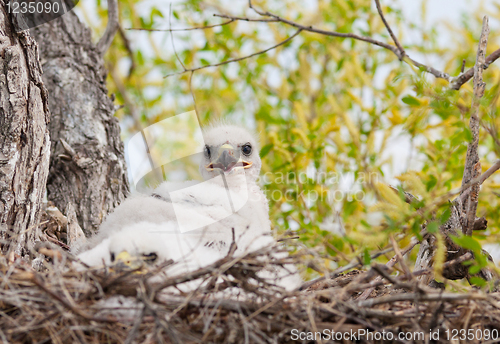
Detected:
left=164, top=28, right=302, bottom=78
left=97, top=0, right=119, bottom=55
left=461, top=16, right=489, bottom=235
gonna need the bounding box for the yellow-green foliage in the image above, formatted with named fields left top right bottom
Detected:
left=79, top=0, right=500, bottom=280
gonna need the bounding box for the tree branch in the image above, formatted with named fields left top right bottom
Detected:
left=214, top=12, right=454, bottom=81
left=164, top=29, right=302, bottom=78
left=460, top=16, right=489, bottom=236
left=97, top=0, right=119, bottom=56
left=215, top=1, right=500, bottom=89
left=374, top=0, right=405, bottom=59
left=356, top=237, right=419, bottom=301
left=127, top=19, right=238, bottom=32
left=107, top=63, right=142, bottom=131
left=459, top=159, right=500, bottom=202
left=215, top=13, right=402, bottom=58
left=451, top=48, right=500, bottom=90
left=169, top=3, right=186, bottom=71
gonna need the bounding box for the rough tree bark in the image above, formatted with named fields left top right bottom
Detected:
left=31, top=5, right=129, bottom=236
left=0, top=3, right=51, bottom=259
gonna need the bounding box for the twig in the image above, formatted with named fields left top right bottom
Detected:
left=32, top=275, right=115, bottom=323
left=357, top=237, right=419, bottom=301
left=451, top=48, right=500, bottom=90
left=118, top=26, right=137, bottom=77
left=357, top=291, right=487, bottom=308
left=188, top=71, right=200, bottom=123
left=478, top=160, right=500, bottom=185
left=442, top=252, right=473, bottom=269
left=460, top=16, right=489, bottom=235
left=371, top=264, right=415, bottom=290
left=459, top=160, right=500, bottom=202
left=107, top=63, right=142, bottom=131
left=4, top=242, right=500, bottom=342
left=391, top=235, right=412, bottom=278
left=389, top=185, right=420, bottom=206
left=97, top=0, right=119, bottom=56
left=298, top=242, right=410, bottom=291
left=374, top=0, right=405, bottom=59
left=164, top=29, right=302, bottom=78
left=215, top=12, right=402, bottom=58
left=169, top=4, right=186, bottom=71
left=127, top=19, right=237, bottom=32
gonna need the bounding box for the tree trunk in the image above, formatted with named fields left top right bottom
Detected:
left=0, top=4, right=51, bottom=260
left=31, top=11, right=129, bottom=236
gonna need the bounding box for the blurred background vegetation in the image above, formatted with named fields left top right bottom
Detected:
left=76, top=0, right=500, bottom=283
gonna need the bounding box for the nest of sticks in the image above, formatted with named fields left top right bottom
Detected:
left=1, top=239, right=500, bottom=344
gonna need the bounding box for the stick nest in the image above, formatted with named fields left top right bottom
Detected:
left=1, top=245, right=500, bottom=344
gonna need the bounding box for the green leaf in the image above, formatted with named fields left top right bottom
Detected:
left=260, top=143, right=274, bottom=158
left=426, top=175, right=437, bottom=191
left=439, top=208, right=451, bottom=224
left=293, top=145, right=307, bottom=154
left=469, top=265, right=481, bottom=275
left=427, top=222, right=439, bottom=233
left=363, top=249, right=371, bottom=265
left=150, top=7, right=163, bottom=22
left=402, top=95, right=421, bottom=106
left=451, top=235, right=482, bottom=253
left=469, top=276, right=486, bottom=287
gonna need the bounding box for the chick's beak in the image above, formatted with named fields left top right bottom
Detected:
left=205, top=144, right=253, bottom=173
left=114, top=251, right=143, bottom=271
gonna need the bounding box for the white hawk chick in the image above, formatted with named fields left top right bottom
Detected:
left=75, top=123, right=300, bottom=290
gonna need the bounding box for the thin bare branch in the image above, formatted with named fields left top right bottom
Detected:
left=118, top=26, right=137, bottom=77
left=374, top=0, right=405, bottom=59
left=461, top=16, right=489, bottom=235
left=188, top=71, right=200, bottom=123
left=478, top=160, right=500, bottom=185
left=107, top=63, right=142, bottom=131
left=405, top=56, right=451, bottom=80
left=169, top=4, right=186, bottom=71
left=451, top=47, right=500, bottom=90
left=164, top=29, right=302, bottom=78
left=97, top=0, right=119, bottom=56
left=459, top=159, right=500, bottom=202
left=217, top=3, right=500, bottom=89
left=297, top=245, right=398, bottom=291
left=357, top=291, right=487, bottom=308
left=32, top=275, right=115, bottom=323
left=357, top=237, right=419, bottom=301
left=215, top=12, right=402, bottom=57
left=127, top=19, right=236, bottom=32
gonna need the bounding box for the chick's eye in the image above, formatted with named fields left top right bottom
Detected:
left=143, top=252, right=158, bottom=262
left=241, top=144, right=252, bottom=156
left=204, top=145, right=211, bottom=158
left=110, top=252, right=115, bottom=262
